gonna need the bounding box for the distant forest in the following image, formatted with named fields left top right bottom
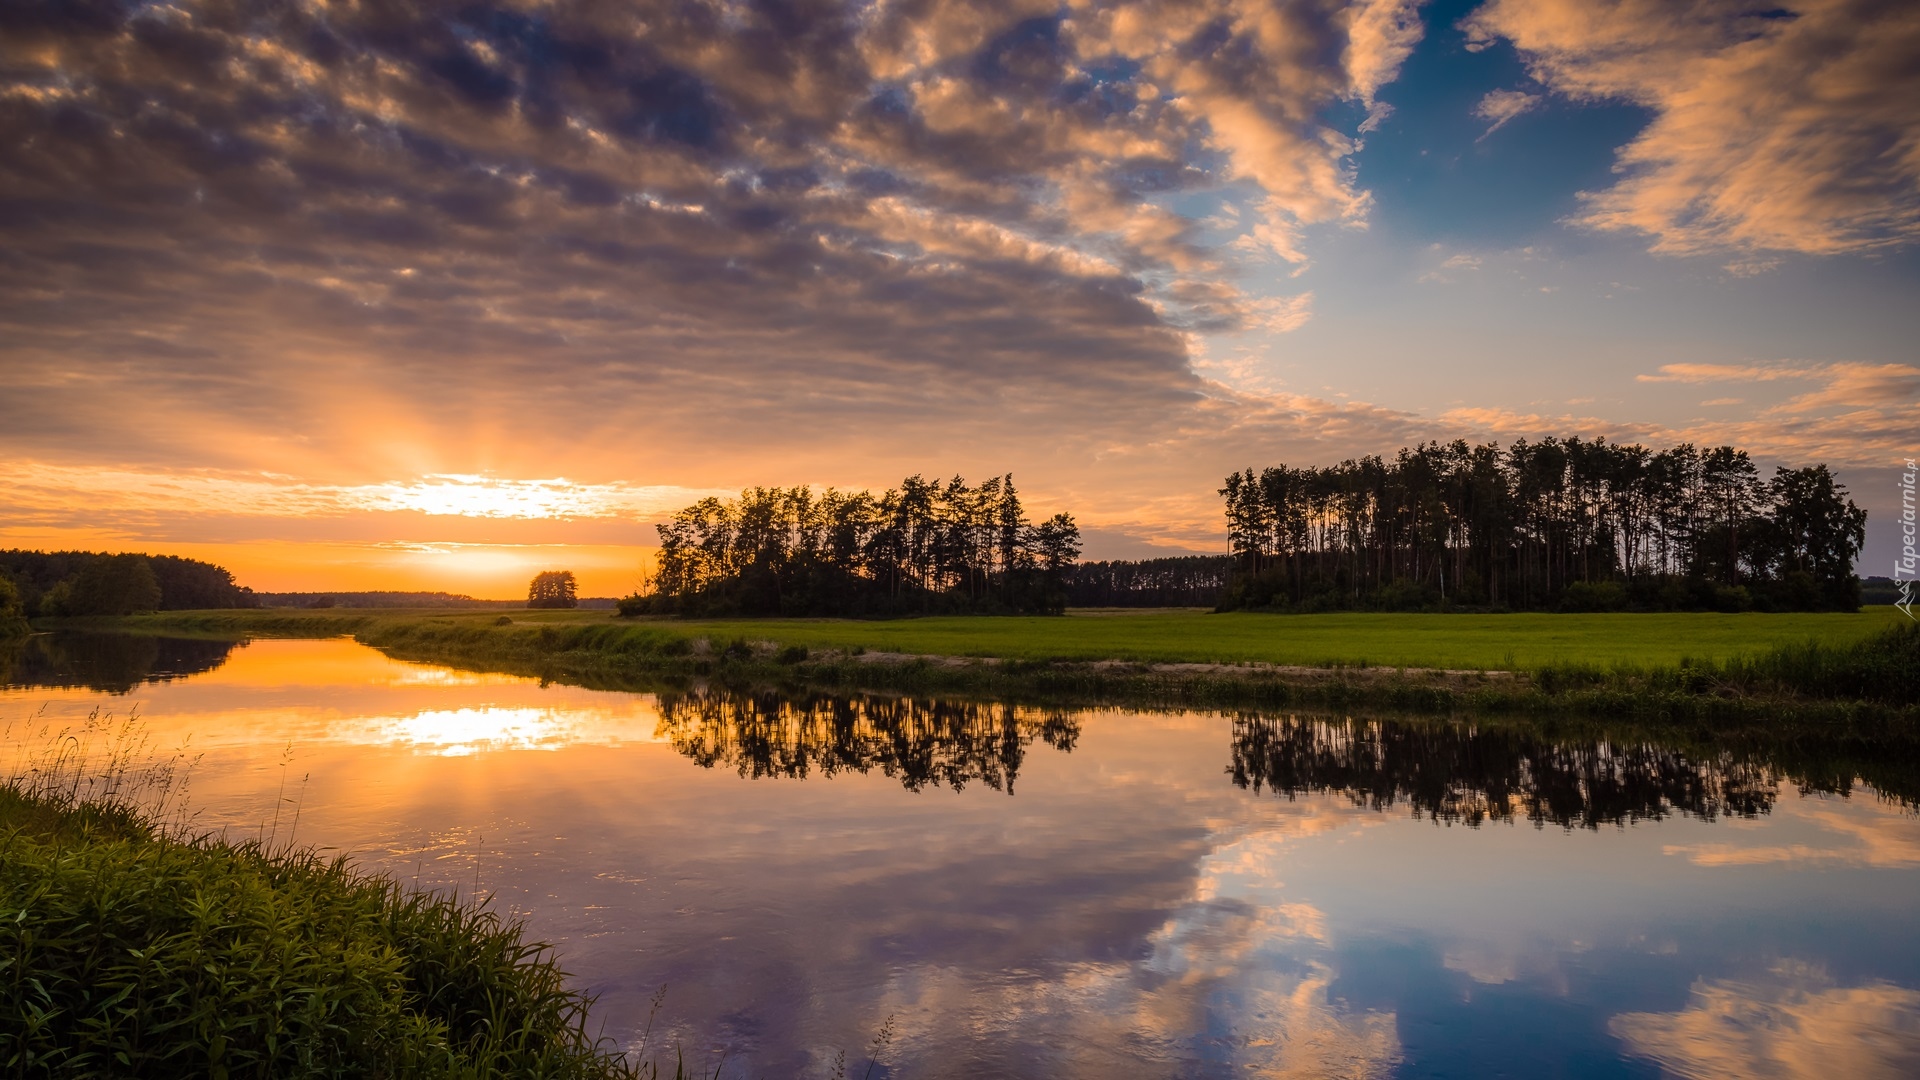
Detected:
left=1062, top=556, right=1237, bottom=608
left=0, top=550, right=257, bottom=617
left=631, top=475, right=1081, bottom=617
left=1218, top=438, right=1868, bottom=613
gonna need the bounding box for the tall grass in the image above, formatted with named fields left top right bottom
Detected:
left=1715, top=617, right=1920, bottom=703
left=0, top=714, right=709, bottom=1079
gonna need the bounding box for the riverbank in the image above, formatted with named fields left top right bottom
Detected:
left=0, top=780, right=664, bottom=1078
left=56, top=607, right=1920, bottom=722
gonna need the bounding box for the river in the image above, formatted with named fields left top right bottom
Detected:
left=5, top=632, right=1918, bottom=1078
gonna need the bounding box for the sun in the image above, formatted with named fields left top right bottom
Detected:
left=367, top=475, right=593, bottom=520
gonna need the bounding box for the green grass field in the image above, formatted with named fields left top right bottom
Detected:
left=488, top=606, right=1908, bottom=671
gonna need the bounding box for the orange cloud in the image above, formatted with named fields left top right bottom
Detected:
left=1467, top=0, right=1920, bottom=255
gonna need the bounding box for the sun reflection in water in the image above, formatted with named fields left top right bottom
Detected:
left=378, top=706, right=616, bottom=755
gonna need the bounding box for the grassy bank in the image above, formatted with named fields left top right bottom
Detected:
left=0, top=782, right=675, bottom=1078
left=662, top=608, right=1907, bottom=669
left=110, top=606, right=1905, bottom=669
left=90, top=607, right=1920, bottom=721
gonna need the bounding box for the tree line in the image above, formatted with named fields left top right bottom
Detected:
left=1218, top=438, right=1868, bottom=612
left=1062, top=555, right=1238, bottom=607
left=0, top=551, right=258, bottom=618
left=630, top=475, right=1082, bottom=617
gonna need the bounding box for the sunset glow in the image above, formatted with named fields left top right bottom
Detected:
left=2, top=0, right=1914, bottom=592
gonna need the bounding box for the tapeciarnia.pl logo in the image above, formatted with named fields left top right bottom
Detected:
left=1899, top=458, right=1917, bottom=620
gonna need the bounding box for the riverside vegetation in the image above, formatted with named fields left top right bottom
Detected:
left=92, top=607, right=1919, bottom=722
left=0, top=713, right=712, bottom=1079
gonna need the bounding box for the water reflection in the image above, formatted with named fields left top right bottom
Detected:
left=1611, top=967, right=1920, bottom=1080
left=5, top=636, right=1920, bottom=1077
left=1228, top=715, right=1790, bottom=828
left=656, top=689, right=1079, bottom=792
left=0, top=632, right=237, bottom=693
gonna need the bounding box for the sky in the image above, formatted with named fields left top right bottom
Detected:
left=3, top=0, right=1917, bottom=597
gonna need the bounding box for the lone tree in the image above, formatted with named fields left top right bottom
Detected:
left=527, top=570, right=579, bottom=609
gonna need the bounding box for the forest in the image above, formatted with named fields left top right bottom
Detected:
left=1218, top=438, right=1868, bottom=613
left=1062, top=556, right=1238, bottom=607
left=0, top=550, right=258, bottom=617
left=630, top=475, right=1082, bottom=617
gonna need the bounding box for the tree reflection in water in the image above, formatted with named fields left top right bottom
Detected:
left=0, top=633, right=239, bottom=694
left=655, top=690, right=1079, bottom=793
left=1229, top=715, right=1789, bottom=829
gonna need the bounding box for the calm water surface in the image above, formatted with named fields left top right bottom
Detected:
left=6, top=633, right=1920, bottom=1079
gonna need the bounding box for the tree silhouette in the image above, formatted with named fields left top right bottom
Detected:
left=1219, top=438, right=1868, bottom=613
left=640, top=473, right=1081, bottom=616
left=526, top=570, right=579, bottom=609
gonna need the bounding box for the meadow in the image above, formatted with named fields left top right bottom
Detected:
left=499, top=606, right=1907, bottom=671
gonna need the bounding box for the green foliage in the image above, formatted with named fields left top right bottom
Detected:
left=62, top=554, right=163, bottom=616
left=1559, top=581, right=1629, bottom=613
left=0, top=787, right=651, bottom=1079
left=0, top=550, right=255, bottom=616
left=0, top=576, right=26, bottom=639
left=37, top=580, right=72, bottom=618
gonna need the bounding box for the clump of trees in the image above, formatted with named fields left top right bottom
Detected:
left=630, top=474, right=1082, bottom=617
left=0, top=551, right=256, bottom=617
left=526, top=571, right=579, bottom=609
left=1219, top=438, right=1867, bottom=613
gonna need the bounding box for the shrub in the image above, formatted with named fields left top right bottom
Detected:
left=1559, top=581, right=1629, bottom=613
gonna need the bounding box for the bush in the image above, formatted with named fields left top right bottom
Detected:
left=1559, top=581, right=1629, bottom=613
left=1713, top=585, right=1754, bottom=613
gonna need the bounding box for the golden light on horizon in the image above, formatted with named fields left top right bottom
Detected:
left=0, top=464, right=683, bottom=597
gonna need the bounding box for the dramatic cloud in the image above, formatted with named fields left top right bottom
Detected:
left=0, top=0, right=1427, bottom=494
left=1466, top=0, right=1920, bottom=255
left=3, top=0, right=1910, bottom=580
